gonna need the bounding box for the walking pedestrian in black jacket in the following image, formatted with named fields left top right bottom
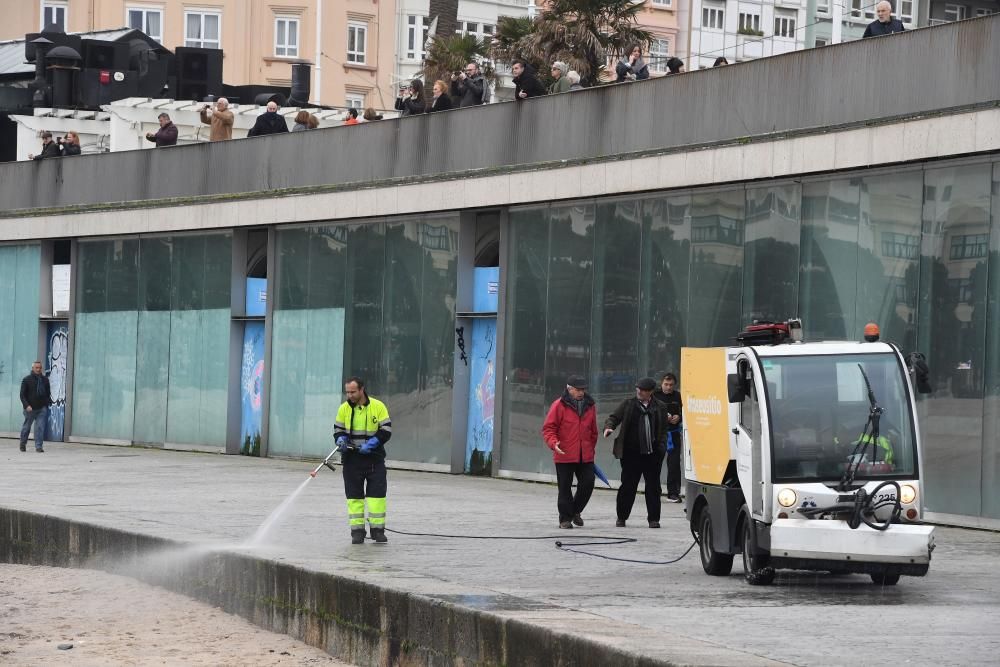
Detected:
left=19, top=361, right=51, bottom=452
left=603, top=378, right=668, bottom=527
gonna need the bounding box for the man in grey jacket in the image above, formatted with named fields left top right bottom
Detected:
left=450, top=62, right=486, bottom=107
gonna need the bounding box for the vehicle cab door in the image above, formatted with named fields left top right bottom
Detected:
left=733, top=356, right=765, bottom=520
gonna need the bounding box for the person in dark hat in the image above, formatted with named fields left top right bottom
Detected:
left=603, top=377, right=669, bottom=528
left=542, top=375, right=598, bottom=529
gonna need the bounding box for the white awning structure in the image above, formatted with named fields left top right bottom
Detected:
left=13, top=98, right=399, bottom=159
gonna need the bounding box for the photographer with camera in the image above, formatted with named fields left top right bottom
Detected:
left=394, top=79, right=427, bottom=116
left=58, top=131, right=81, bottom=156
left=199, top=97, right=234, bottom=141
left=450, top=62, right=486, bottom=107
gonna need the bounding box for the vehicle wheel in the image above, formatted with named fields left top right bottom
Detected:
left=698, top=508, right=734, bottom=576
left=741, top=515, right=775, bottom=586
left=870, top=571, right=900, bottom=586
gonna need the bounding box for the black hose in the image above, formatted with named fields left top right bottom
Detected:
left=383, top=528, right=697, bottom=566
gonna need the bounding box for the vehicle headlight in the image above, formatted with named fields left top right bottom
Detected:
left=777, top=488, right=797, bottom=507
left=900, top=484, right=917, bottom=505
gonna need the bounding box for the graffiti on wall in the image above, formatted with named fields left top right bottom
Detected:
left=45, top=323, right=68, bottom=441
left=241, top=321, right=265, bottom=456
left=465, top=319, right=496, bottom=475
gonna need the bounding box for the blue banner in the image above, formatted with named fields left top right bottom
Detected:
left=45, top=322, right=68, bottom=442
left=240, top=321, right=266, bottom=456
left=465, top=318, right=497, bottom=474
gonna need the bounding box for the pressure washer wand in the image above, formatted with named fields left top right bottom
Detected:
left=309, top=446, right=340, bottom=478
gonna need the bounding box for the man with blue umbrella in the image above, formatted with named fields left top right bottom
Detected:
left=542, top=375, right=598, bottom=529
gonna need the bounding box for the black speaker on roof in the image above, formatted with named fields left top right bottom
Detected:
left=175, top=46, right=223, bottom=101
left=76, top=68, right=139, bottom=109
left=25, top=31, right=82, bottom=61
left=80, top=39, right=129, bottom=70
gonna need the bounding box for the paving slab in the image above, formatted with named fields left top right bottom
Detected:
left=2, top=440, right=999, bottom=666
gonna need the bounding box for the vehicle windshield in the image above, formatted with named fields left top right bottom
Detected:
left=760, top=352, right=917, bottom=482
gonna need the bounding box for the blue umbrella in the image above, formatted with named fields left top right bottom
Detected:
left=594, top=463, right=612, bottom=488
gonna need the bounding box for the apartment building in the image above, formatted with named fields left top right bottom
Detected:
left=687, top=0, right=808, bottom=69
left=4, top=1, right=398, bottom=111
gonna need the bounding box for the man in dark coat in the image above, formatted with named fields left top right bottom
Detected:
left=604, top=377, right=668, bottom=528
left=145, top=113, right=178, bottom=147
left=28, top=131, right=61, bottom=160
left=19, top=361, right=52, bottom=452
left=247, top=101, right=289, bottom=136
left=450, top=62, right=486, bottom=107
left=863, top=1, right=906, bottom=38
left=512, top=60, right=546, bottom=101
left=542, top=375, right=598, bottom=529
left=652, top=372, right=683, bottom=503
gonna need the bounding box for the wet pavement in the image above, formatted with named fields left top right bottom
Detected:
left=2, top=440, right=999, bottom=666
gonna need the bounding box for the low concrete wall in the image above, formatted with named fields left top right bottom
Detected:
left=0, top=508, right=668, bottom=667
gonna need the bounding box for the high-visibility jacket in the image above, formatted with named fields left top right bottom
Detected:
left=334, top=396, right=392, bottom=461
left=855, top=432, right=894, bottom=465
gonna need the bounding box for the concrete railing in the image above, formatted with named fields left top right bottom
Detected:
left=1, top=15, right=998, bottom=215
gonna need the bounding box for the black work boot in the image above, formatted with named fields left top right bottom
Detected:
left=370, top=527, right=388, bottom=544
left=351, top=529, right=366, bottom=545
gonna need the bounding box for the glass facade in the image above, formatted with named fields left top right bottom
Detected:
left=0, top=244, right=41, bottom=433
left=270, top=216, right=458, bottom=463
left=7, top=156, right=1000, bottom=525
left=503, top=160, right=1000, bottom=522
left=74, top=234, right=231, bottom=446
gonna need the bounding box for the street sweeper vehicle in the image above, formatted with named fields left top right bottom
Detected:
left=681, top=320, right=935, bottom=585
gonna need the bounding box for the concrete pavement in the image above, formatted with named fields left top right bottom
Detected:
left=2, top=440, right=998, bottom=666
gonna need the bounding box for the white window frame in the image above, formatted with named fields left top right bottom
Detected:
left=347, top=21, right=367, bottom=64
left=651, top=0, right=673, bottom=7
left=898, top=0, right=913, bottom=22
left=126, top=6, right=164, bottom=42
left=274, top=16, right=300, bottom=58
left=649, top=37, right=670, bottom=72
left=816, top=0, right=830, bottom=13
left=406, top=15, right=431, bottom=61
left=345, top=94, right=365, bottom=109
left=41, top=1, right=68, bottom=31
left=703, top=5, right=725, bottom=30
left=774, top=14, right=796, bottom=38
left=851, top=0, right=875, bottom=19
left=814, top=37, right=829, bottom=47
left=738, top=12, right=761, bottom=33
left=976, top=7, right=998, bottom=17
left=185, top=10, right=222, bottom=49
left=943, top=4, right=967, bottom=21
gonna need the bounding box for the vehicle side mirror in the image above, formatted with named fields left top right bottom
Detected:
left=727, top=373, right=745, bottom=403
left=907, top=352, right=932, bottom=394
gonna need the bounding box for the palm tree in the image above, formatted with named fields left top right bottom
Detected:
left=491, top=15, right=541, bottom=72
left=429, top=0, right=460, bottom=39
left=524, top=0, right=653, bottom=86
left=419, top=34, right=496, bottom=90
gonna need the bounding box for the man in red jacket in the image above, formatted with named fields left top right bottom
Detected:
left=542, top=375, right=598, bottom=529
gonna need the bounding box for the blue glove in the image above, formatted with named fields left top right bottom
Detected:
left=335, top=435, right=349, bottom=452
left=666, top=431, right=675, bottom=453
left=359, top=437, right=380, bottom=454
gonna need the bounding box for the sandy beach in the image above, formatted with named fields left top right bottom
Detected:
left=0, top=564, right=350, bottom=666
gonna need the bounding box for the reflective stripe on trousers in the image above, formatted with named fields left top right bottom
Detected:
left=367, top=497, right=386, bottom=526
left=347, top=498, right=366, bottom=528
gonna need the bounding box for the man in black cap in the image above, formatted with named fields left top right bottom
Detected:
left=542, top=375, right=598, bottom=528
left=603, top=377, right=668, bottom=527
